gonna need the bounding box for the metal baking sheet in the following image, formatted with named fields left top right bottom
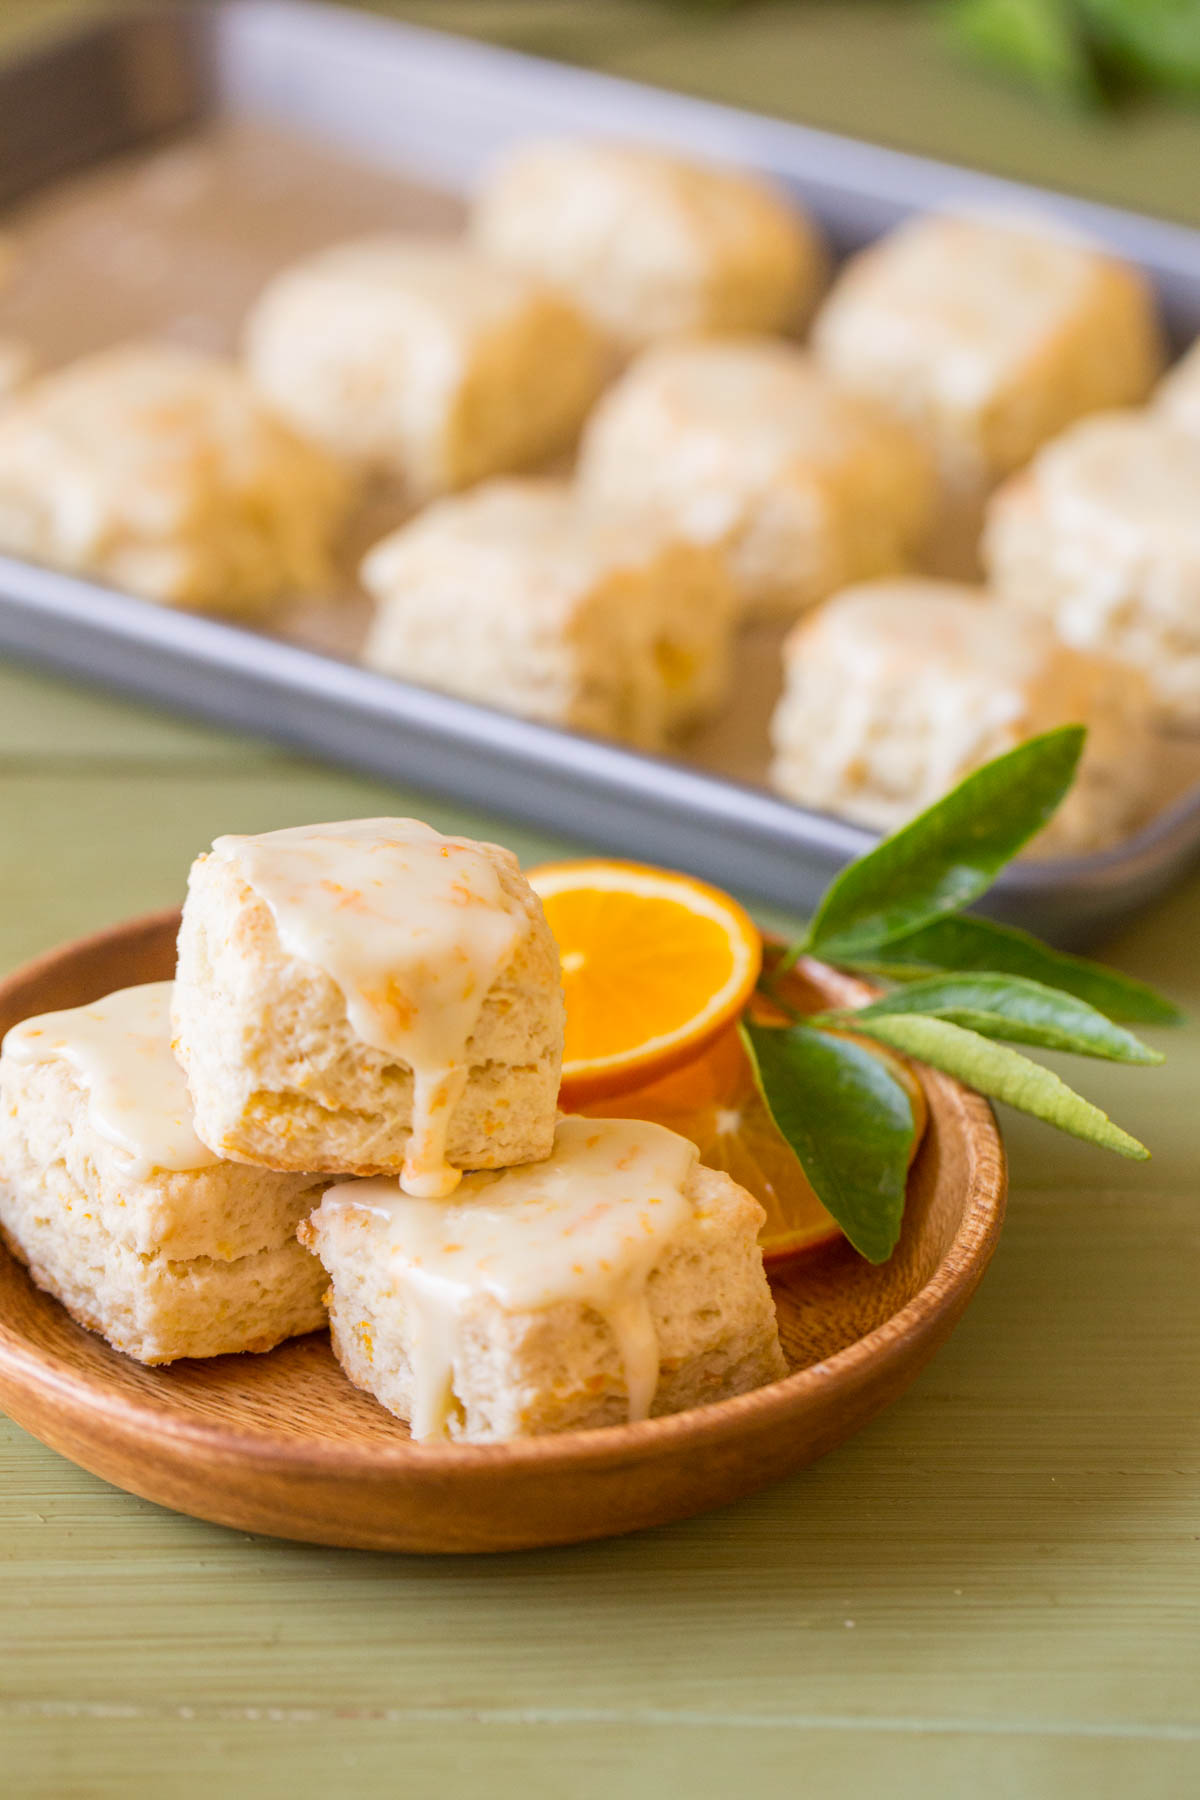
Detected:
left=1, top=1, right=1200, bottom=946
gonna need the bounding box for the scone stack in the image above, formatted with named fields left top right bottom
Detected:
left=0, top=818, right=786, bottom=1442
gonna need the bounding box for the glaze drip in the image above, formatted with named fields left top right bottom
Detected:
left=210, top=819, right=526, bottom=1197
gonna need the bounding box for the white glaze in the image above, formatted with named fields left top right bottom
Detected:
left=2, top=981, right=215, bottom=1179
left=210, top=818, right=526, bottom=1199
left=320, top=1115, right=698, bottom=1440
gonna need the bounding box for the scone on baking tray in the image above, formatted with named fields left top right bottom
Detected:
left=360, top=476, right=736, bottom=745
left=0, top=982, right=327, bottom=1365
left=242, top=236, right=604, bottom=500
left=811, top=212, right=1163, bottom=497
left=575, top=338, right=934, bottom=621
left=1155, top=338, right=1200, bottom=439
left=982, top=411, right=1200, bottom=730
left=0, top=339, right=33, bottom=405
left=0, top=342, right=349, bottom=611
left=173, top=818, right=564, bottom=1192
left=299, top=1114, right=786, bottom=1442
left=470, top=137, right=825, bottom=355
left=769, top=577, right=1156, bottom=855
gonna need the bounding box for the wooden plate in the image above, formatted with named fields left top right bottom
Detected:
left=0, top=911, right=1006, bottom=1553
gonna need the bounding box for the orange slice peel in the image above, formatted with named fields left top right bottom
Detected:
left=527, top=859, right=762, bottom=1106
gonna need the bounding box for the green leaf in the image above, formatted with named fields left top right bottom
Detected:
left=800, top=726, right=1086, bottom=963
left=947, top=0, right=1103, bottom=104
left=820, top=973, right=1163, bottom=1063
left=1082, top=0, right=1200, bottom=95
left=846, top=1014, right=1150, bottom=1160
left=741, top=1020, right=916, bottom=1264
left=843, top=914, right=1182, bottom=1026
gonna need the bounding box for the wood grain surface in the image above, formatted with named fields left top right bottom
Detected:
left=1, top=684, right=1196, bottom=1789
left=1, top=2, right=1198, bottom=1794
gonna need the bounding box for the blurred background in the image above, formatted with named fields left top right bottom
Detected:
left=5, top=0, right=1197, bottom=225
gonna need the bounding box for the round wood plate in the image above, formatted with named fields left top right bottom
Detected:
left=0, top=910, right=1006, bottom=1554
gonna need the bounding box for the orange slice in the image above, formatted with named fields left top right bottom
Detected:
left=527, top=859, right=762, bottom=1105
left=582, top=1007, right=928, bottom=1266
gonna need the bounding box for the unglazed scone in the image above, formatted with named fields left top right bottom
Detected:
left=982, top=411, right=1200, bottom=730
left=769, top=577, right=1156, bottom=854
left=0, top=343, right=349, bottom=610
left=361, top=476, right=736, bottom=744
left=576, top=338, right=934, bottom=621
left=243, top=236, right=604, bottom=499
left=173, top=819, right=564, bottom=1190
left=0, top=982, right=327, bottom=1364
left=812, top=212, right=1162, bottom=497
left=1155, top=338, right=1200, bottom=439
left=0, top=238, right=33, bottom=406
left=0, top=338, right=33, bottom=406
left=300, top=1115, right=786, bottom=1442
left=470, top=138, right=825, bottom=356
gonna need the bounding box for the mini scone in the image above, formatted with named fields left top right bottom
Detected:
left=982, top=411, right=1200, bottom=729
left=299, top=1114, right=786, bottom=1442
left=242, top=236, right=604, bottom=499
left=470, top=138, right=825, bottom=355
left=769, top=577, right=1155, bottom=854
left=574, top=338, right=934, bottom=620
left=1155, top=338, right=1200, bottom=439
left=173, top=818, right=564, bottom=1192
left=0, top=982, right=327, bottom=1365
left=361, top=477, right=736, bottom=744
left=0, top=342, right=349, bottom=611
left=812, top=212, right=1162, bottom=496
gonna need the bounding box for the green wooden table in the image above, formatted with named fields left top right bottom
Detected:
left=2, top=6, right=1198, bottom=1795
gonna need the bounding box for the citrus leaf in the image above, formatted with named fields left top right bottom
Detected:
left=847, top=1014, right=1149, bottom=1159
left=741, top=1020, right=916, bottom=1264
left=1082, top=0, right=1200, bottom=95
left=947, top=0, right=1103, bottom=104
left=800, top=727, right=1086, bottom=962
left=822, top=973, right=1163, bottom=1064
left=843, top=914, right=1182, bottom=1026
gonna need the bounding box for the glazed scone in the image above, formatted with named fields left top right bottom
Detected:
left=300, top=1115, right=786, bottom=1442
left=0, top=982, right=327, bottom=1365
left=812, top=212, right=1163, bottom=498
left=470, top=138, right=825, bottom=356
left=575, top=338, right=934, bottom=620
left=361, top=477, right=736, bottom=744
left=983, top=411, right=1200, bottom=729
left=1155, top=338, right=1200, bottom=439
left=769, top=578, right=1156, bottom=854
left=0, top=343, right=349, bottom=611
left=243, top=236, right=604, bottom=499
left=173, top=818, right=564, bottom=1190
